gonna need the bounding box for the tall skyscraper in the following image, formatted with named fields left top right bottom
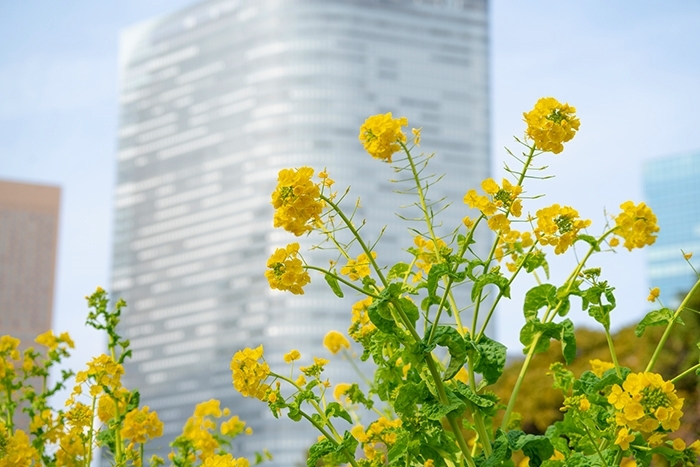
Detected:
left=644, top=151, right=700, bottom=306
left=113, top=0, right=489, bottom=463
left=0, top=180, right=60, bottom=346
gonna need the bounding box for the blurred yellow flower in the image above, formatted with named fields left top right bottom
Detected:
left=614, top=201, right=659, bottom=250
left=323, top=330, right=350, bottom=354
left=265, top=243, right=311, bottom=295
left=647, top=287, right=660, bottom=302
left=341, top=251, right=376, bottom=281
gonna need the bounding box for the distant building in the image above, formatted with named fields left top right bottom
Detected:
left=644, top=151, right=700, bottom=306
left=113, top=0, right=490, bottom=464
left=0, top=180, right=60, bottom=346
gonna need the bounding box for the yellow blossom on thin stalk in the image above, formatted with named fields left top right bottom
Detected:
left=299, top=356, right=329, bottom=378
left=412, top=236, right=451, bottom=282
left=358, top=112, right=408, bottom=162
left=120, top=406, right=164, bottom=449
left=341, top=251, right=377, bottom=281
left=265, top=243, right=311, bottom=295
left=647, top=287, right=660, bottom=302
left=464, top=177, right=522, bottom=219
left=271, top=166, right=324, bottom=236
left=348, top=297, right=377, bottom=342
left=334, top=383, right=352, bottom=402
left=523, top=97, right=580, bottom=154
left=613, top=201, right=659, bottom=250
left=323, top=330, right=350, bottom=354
left=283, top=349, right=301, bottom=363
left=230, top=346, right=270, bottom=400
left=534, top=204, right=591, bottom=255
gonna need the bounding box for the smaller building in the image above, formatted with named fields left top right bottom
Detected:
left=0, top=180, right=61, bottom=346
left=643, top=151, right=700, bottom=306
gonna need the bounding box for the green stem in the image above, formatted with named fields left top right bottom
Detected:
left=582, top=423, right=609, bottom=467
left=646, top=277, right=700, bottom=372
left=341, top=348, right=373, bottom=387
left=304, top=266, right=381, bottom=299
left=299, top=410, right=361, bottom=467
left=501, top=335, right=538, bottom=431
left=447, top=413, right=477, bottom=467
left=671, top=362, right=700, bottom=384
left=604, top=329, right=622, bottom=378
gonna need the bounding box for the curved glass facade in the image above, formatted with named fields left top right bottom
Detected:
left=113, top=0, right=489, bottom=463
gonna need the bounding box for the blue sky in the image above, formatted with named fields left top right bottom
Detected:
left=1, top=1, right=699, bottom=373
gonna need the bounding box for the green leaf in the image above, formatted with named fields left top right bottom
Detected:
left=522, top=250, right=549, bottom=279
left=559, top=319, right=576, bottom=365
left=325, top=402, right=352, bottom=424
left=324, top=273, right=344, bottom=298
left=472, top=270, right=511, bottom=302
left=548, top=362, right=574, bottom=394
left=587, top=304, right=613, bottom=331
left=307, top=438, right=334, bottom=467
left=394, top=381, right=428, bottom=415
left=635, top=308, right=675, bottom=337
left=388, top=432, right=409, bottom=463
left=523, top=284, right=557, bottom=322
left=421, top=390, right=466, bottom=420
left=424, top=325, right=467, bottom=381
left=453, top=381, right=496, bottom=408
left=575, top=234, right=600, bottom=251
left=399, top=296, right=419, bottom=327
left=367, top=299, right=396, bottom=334
left=388, top=262, right=411, bottom=281
left=469, top=334, right=507, bottom=385
left=507, top=431, right=554, bottom=467
left=519, top=321, right=561, bottom=354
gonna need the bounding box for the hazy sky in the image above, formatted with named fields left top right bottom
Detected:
left=1, top=1, right=699, bottom=377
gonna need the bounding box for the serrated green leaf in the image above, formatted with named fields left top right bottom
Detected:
left=399, top=296, right=419, bottom=327
left=453, top=381, right=496, bottom=408
left=421, top=391, right=466, bottom=420
left=325, top=402, right=352, bottom=424
left=635, top=308, right=675, bottom=337
left=507, top=430, right=554, bottom=467
left=472, top=270, right=511, bottom=302
left=522, top=250, right=549, bottom=279
left=394, top=381, right=427, bottom=415
left=367, top=299, right=396, bottom=333
left=324, top=273, right=344, bottom=298
left=307, top=439, right=334, bottom=467
left=424, top=325, right=467, bottom=381
left=520, top=321, right=562, bottom=354
left=523, top=284, right=557, bottom=322
left=469, top=334, right=507, bottom=385
left=388, top=262, right=411, bottom=281
left=388, top=433, right=409, bottom=463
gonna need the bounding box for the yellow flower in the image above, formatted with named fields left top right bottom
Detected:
left=271, top=167, right=324, bottom=236
left=334, top=383, right=352, bottom=402
left=283, top=349, right=301, bottom=363
left=349, top=297, right=377, bottom=342
left=120, top=406, right=164, bottom=447
left=97, top=387, right=131, bottom=423
left=579, top=398, right=591, bottom=412
left=203, top=453, right=250, bottom=467
left=534, top=204, right=591, bottom=254
left=341, top=251, right=377, bottom=281
left=0, top=427, right=39, bottom=467
left=589, top=359, right=615, bottom=378
left=683, top=251, right=693, bottom=260
left=454, top=367, right=469, bottom=385
left=487, top=213, right=511, bottom=234
left=672, top=438, right=686, bottom=451
left=647, top=287, right=660, bottom=302
left=609, top=237, right=620, bottom=247
left=359, top=113, right=409, bottom=162
left=689, top=439, right=700, bottom=455
left=230, top=346, right=270, bottom=400
left=524, top=97, right=580, bottom=154
left=323, top=331, right=350, bottom=354
left=265, top=243, right=311, bottom=295
left=220, top=416, right=246, bottom=436
left=465, top=178, right=522, bottom=219
left=614, top=201, right=659, bottom=250
left=412, top=127, right=422, bottom=146
left=412, top=236, right=451, bottom=282
left=424, top=460, right=435, bottom=467
left=615, top=427, right=635, bottom=450
left=35, top=330, right=59, bottom=350
left=299, top=356, right=329, bottom=378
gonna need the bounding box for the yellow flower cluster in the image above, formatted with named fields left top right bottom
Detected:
left=341, top=251, right=377, bottom=281
left=120, top=406, right=164, bottom=449
left=358, top=113, right=409, bottom=163
left=348, top=297, right=377, bottom=342
left=351, top=417, right=403, bottom=462
left=333, top=383, right=352, bottom=402
left=230, top=346, right=270, bottom=400
left=283, top=349, right=301, bottom=363
left=412, top=236, right=451, bottom=282
left=299, top=356, right=330, bottom=378
left=35, top=330, right=75, bottom=351
left=0, top=423, right=39, bottom=467
left=203, top=454, right=250, bottom=467
left=323, top=330, right=350, bottom=354
left=589, top=359, right=615, bottom=378
left=608, top=372, right=684, bottom=447
left=265, top=243, right=311, bottom=295
left=271, top=167, right=324, bottom=236
left=70, top=354, right=124, bottom=402
left=534, top=204, right=591, bottom=255
left=494, top=230, right=535, bottom=272
left=464, top=178, right=523, bottom=233
left=613, top=201, right=659, bottom=251
left=523, top=97, right=580, bottom=154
